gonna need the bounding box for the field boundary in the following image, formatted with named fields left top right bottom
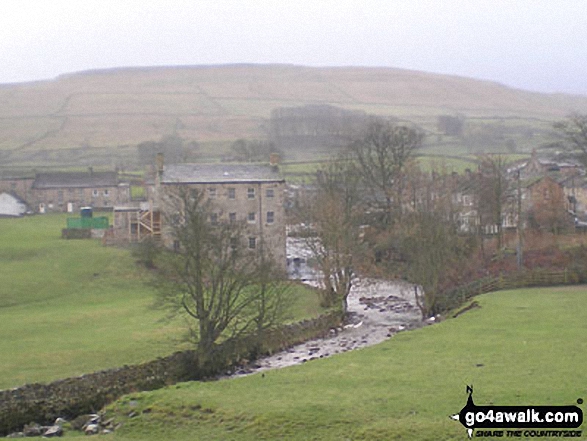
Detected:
left=439, top=268, right=587, bottom=312
left=0, top=311, right=342, bottom=436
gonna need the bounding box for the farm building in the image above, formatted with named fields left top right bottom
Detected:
left=32, top=170, right=130, bottom=213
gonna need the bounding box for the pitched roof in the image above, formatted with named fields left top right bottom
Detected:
left=33, top=171, right=118, bottom=189
left=160, top=163, right=284, bottom=184
left=0, top=192, right=29, bottom=216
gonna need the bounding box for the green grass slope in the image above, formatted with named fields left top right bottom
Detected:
left=106, top=286, right=587, bottom=440
left=0, top=214, right=187, bottom=389
left=0, top=214, right=324, bottom=390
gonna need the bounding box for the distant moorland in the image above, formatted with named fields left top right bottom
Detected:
left=1, top=64, right=587, bottom=167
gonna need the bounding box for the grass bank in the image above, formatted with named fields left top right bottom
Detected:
left=106, top=285, right=587, bottom=440
left=0, top=214, right=324, bottom=390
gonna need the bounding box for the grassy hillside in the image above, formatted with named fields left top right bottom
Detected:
left=104, top=285, right=587, bottom=440
left=0, top=214, right=324, bottom=390
left=1, top=64, right=586, bottom=167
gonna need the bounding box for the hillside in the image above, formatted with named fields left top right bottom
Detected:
left=1, top=64, right=587, bottom=166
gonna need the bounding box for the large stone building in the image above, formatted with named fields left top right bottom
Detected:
left=111, top=158, right=287, bottom=269
left=156, top=161, right=286, bottom=268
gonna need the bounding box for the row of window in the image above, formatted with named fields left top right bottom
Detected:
left=208, top=187, right=275, bottom=200
left=56, top=189, right=110, bottom=199
left=56, top=189, right=110, bottom=204
left=210, top=211, right=275, bottom=224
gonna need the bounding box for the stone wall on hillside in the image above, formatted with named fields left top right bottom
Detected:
left=0, top=311, right=342, bottom=436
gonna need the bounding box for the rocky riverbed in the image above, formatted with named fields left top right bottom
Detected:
left=227, top=278, right=425, bottom=377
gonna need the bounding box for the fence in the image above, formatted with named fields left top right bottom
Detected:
left=438, top=268, right=587, bottom=312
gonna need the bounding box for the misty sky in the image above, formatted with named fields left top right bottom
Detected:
left=1, top=0, right=586, bottom=95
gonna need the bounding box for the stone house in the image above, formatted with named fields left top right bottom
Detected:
left=157, top=161, right=286, bottom=269
left=32, top=170, right=130, bottom=213
left=0, top=176, right=35, bottom=203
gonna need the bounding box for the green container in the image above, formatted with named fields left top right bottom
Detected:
left=66, top=216, right=109, bottom=229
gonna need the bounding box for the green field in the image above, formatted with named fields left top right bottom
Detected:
left=104, top=286, right=587, bottom=440
left=0, top=214, right=324, bottom=390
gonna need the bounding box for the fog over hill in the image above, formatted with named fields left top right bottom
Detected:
left=1, top=64, right=586, bottom=166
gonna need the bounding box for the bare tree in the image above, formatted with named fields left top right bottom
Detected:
left=156, top=188, right=291, bottom=367
left=391, top=206, right=475, bottom=318
left=476, top=154, right=509, bottom=248
left=554, top=113, right=587, bottom=168
left=348, top=118, right=423, bottom=224
left=299, top=155, right=363, bottom=317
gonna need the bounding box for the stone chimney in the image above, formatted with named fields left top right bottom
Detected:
left=156, top=152, right=164, bottom=177
left=269, top=153, right=280, bottom=167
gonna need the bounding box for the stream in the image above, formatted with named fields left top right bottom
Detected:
left=226, top=278, right=424, bottom=377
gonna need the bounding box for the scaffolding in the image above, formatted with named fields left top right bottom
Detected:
left=113, top=204, right=161, bottom=243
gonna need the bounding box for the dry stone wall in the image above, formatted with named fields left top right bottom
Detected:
left=0, top=311, right=341, bottom=436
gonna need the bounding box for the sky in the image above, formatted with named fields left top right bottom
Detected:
left=1, top=0, right=586, bottom=95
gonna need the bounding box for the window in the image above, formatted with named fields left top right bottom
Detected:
left=248, top=212, right=256, bottom=223
left=247, top=188, right=255, bottom=199
left=228, top=188, right=236, bottom=199
left=78, top=189, right=84, bottom=197
left=208, top=187, right=216, bottom=199
left=210, top=213, right=218, bottom=225
left=266, top=211, right=274, bottom=224
left=57, top=190, right=64, bottom=203
left=230, top=237, right=238, bottom=250
left=266, top=188, right=275, bottom=198
left=92, top=189, right=98, bottom=197
left=248, top=237, right=257, bottom=249
left=103, top=189, right=110, bottom=197
left=229, top=212, right=237, bottom=223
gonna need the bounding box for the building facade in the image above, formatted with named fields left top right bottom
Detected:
left=157, top=162, right=286, bottom=269
left=31, top=170, right=129, bottom=213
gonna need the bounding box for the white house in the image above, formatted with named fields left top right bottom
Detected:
left=0, top=192, right=29, bottom=217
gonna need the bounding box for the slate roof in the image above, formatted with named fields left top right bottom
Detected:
left=160, top=164, right=284, bottom=184
left=33, top=171, right=118, bottom=189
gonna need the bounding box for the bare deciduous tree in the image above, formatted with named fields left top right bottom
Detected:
left=156, top=188, right=291, bottom=367
left=476, top=154, right=509, bottom=248
left=554, top=113, right=587, bottom=168
left=393, top=208, right=474, bottom=318
left=348, top=118, right=423, bottom=224
left=299, top=155, right=363, bottom=317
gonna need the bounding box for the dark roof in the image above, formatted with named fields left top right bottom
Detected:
left=160, top=163, right=284, bottom=184
left=33, top=171, right=118, bottom=189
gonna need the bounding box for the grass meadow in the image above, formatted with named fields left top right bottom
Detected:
left=0, top=214, right=324, bottom=390
left=104, top=286, right=587, bottom=440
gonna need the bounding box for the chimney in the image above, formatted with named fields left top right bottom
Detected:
left=156, top=152, right=164, bottom=177
left=269, top=153, right=280, bottom=167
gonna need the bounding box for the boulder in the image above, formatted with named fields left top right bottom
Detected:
left=43, top=425, right=63, bottom=437
left=22, top=423, right=43, bottom=437
left=84, top=424, right=100, bottom=435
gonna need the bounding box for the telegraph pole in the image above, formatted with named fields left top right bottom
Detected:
left=516, top=169, right=523, bottom=269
